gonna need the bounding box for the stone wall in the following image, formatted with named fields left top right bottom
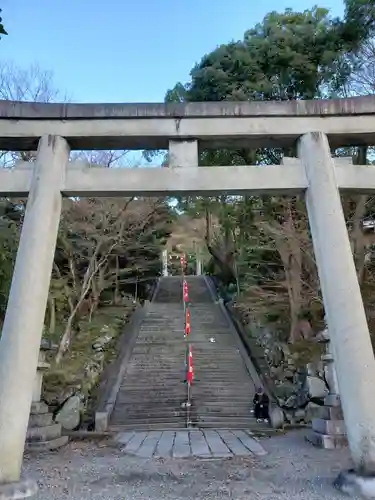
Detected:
left=42, top=300, right=137, bottom=430
left=229, top=302, right=328, bottom=424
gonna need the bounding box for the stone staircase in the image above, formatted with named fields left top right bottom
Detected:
left=109, top=276, right=259, bottom=430
left=110, top=278, right=186, bottom=430
left=186, top=277, right=257, bottom=428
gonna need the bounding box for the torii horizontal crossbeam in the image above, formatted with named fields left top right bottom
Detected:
left=0, top=96, right=375, bottom=150
left=1, top=161, right=375, bottom=197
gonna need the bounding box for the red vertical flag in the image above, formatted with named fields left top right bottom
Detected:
left=187, top=345, right=194, bottom=385
left=185, top=307, right=191, bottom=336
left=183, top=280, right=189, bottom=303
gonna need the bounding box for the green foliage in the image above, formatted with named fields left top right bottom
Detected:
left=0, top=201, right=20, bottom=317
left=343, top=0, right=375, bottom=48
left=0, top=9, right=7, bottom=37
left=168, top=7, right=361, bottom=104
left=164, top=4, right=375, bottom=335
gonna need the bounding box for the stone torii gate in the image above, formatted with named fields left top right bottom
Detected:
left=1, top=96, right=375, bottom=496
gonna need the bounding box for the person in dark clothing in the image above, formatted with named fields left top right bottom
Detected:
left=253, top=387, right=269, bottom=422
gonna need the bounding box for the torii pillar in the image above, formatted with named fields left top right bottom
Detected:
left=0, top=135, right=69, bottom=498
left=299, top=132, right=375, bottom=486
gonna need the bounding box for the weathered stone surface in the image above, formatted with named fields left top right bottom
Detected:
left=30, top=401, right=48, bottom=415
left=324, top=394, right=341, bottom=407
left=0, top=478, right=37, bottom=500
left=118, top=430, right=266, bottom=458
left=92, top=332, right=113, bottom=351
left=269, top=406, right=284, bottom=429
left=55, top=395, right=82, bottom=431
left=304, top=402, right=323, bottom=422
left=25, top=435, right=69, bottom=452
left=312, top=418, right=346, bottom=436
left=306, top=431, right=348, bottom=449
left=172, top=431, right=191, bottom=458
left=189, top=431, right=211, bottom=457
left=319, top=405, right=344, bottom=421
left=306, top=376, right=328, bottom=398
left=27, top=423, right=62, bottom=442
left=94, top=411, right=108, bottom=432
left=28, top=412, right=52, bottom=428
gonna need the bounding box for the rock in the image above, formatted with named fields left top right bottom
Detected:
left=284, top=395, right=298, bottom=409
left=274, top=381, right=296, bottom=401
left=304, top=402, right=322, bottom=422
left=284, top=370, right=295, bottom=380
left=306, top=376, right=329, bottom=399
left=306, top=361, right=323, bottom=376
left=294, top=408, right=306, bottom=422
left=92, top=333, right=113, bottom=351
left=284, top=411, right=294, bottom=423
left=55, top=394, right=82, bottom=431
left=296, top=389, right=310, bottom=407
left=269, top=406, right=284, bottom=429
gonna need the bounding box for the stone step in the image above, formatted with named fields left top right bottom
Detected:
left=28, top=412, right=53, bottom=428
left=112, top=410, right=186, bottom=419
left=116, top=395, right=187, bottom=404
left=110, top=417, right=187, bottom=427
left=30, top=401, right=49, bottom=415
left=26, top=423, right=62, bottom=442
left=25, top=435, right=69, bottom=452
left=114, top=403, right=188, bottom=412
left=110, top=423, right=188, bottom=431
left=195, top=417, right=260, bottom=425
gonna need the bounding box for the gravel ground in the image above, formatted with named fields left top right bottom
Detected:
left=22, top=430, right=359, bottom=500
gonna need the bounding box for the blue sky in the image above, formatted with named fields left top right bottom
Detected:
left=1, top=0, right=344, bottom=103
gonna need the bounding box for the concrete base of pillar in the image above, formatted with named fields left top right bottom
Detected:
left=25, top=401, right=68, bottom=452
left=312, top=418, right=346, bottom=436
left=0, top=478, right=37, bottom=499
left=334, top=469, right=375, bottom=498
left=306, top=394, right=347, bottom=449
left=305, top=431, right=348, bottom=449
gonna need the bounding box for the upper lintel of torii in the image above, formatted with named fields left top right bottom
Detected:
left=0, top=94, right=375, bottom=151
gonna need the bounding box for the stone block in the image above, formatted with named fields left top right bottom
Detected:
left=30, top=401, right=48, bottom=415
left=25, top=435, right=69, bottom=452
left=95, top=411, right=108, bottom=432
left=55, top=395, right=81, bottom=431
left=26, top=423, right=62, bottom=442
left=28, top=412, right=52, bottom=428
left=306, top=431, right=348, bottom=449
left=324, top=394, right=341, bottom=407
left=312, top=418, right=346, bottom=436
left=269, top=406, right=284, bottom=429
left=306, top=376, right=329, bottom=398
left=0, top=478, right=37, bottom=499
left=319, top=405, right=344, bottom=421
left=305, top=402, right=323, bottom=421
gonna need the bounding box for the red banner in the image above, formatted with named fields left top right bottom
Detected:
left=185, top=307, right=191, bottom=336
left=183, top=279, right=189, bottom=303
left=187, top=345, right=194, bottom=384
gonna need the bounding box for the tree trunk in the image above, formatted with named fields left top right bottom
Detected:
left=55, top=299, right=83, bottom=364
left=48, top=296, right=56, bottom=335
left=349, top=146, right=368, bottom=284
left=114, top=255, right=120, bottom=304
